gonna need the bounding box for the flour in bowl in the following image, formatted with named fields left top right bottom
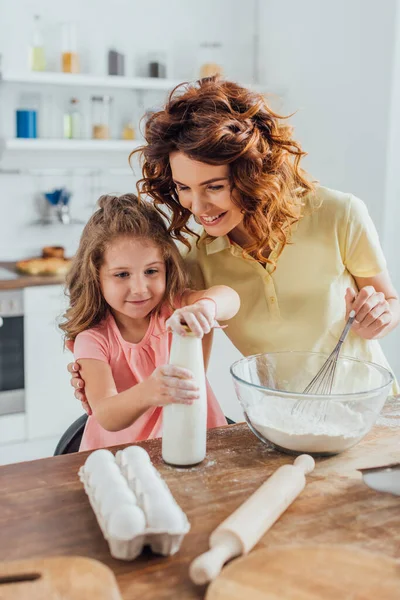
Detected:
left=247, top=398, right=368, bottom=454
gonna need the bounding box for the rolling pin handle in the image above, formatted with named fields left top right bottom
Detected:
left=294, top=454, right=315, bottom=475
left=189, top=534, right=243, bottom=585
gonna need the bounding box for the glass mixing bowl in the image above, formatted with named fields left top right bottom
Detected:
left=230, top=351, right=393, bottom=456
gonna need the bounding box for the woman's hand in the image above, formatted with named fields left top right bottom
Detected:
left=147, top=365, right=200, bottom=406
left=67, top=362, right=91, bottom=415
left=345, top=286, right=393, bottom=340
left=165, top=298, right=216, bottom=338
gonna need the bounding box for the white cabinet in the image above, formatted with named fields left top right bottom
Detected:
left=24, top=284, right=83, bottom=440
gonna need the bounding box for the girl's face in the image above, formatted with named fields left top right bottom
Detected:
left=169, top=151, right=244, bottom=238
left=99, top=236, right=166, bottom=322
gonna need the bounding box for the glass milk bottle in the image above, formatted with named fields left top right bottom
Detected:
left=162, top=328, right=207, bottom=466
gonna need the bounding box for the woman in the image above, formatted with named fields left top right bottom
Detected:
left=69, top=76, right=399, bottom=406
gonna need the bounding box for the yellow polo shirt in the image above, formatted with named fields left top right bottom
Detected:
left=184, top=186, right=397, bottom=392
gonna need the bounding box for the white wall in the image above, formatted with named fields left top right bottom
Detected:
left=382, top=1, right=400, bottom=375
left=0, top=0, right=254, bottom=81
left=257, top=0, right=400, bottom=379
left=258, top=0, right=398, bottom=233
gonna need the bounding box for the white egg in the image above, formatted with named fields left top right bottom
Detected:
left=142, top=493, right=185, bottom=532
left=84, top=449, right=115, bottom=474
left=118, top=445, right=151, bottom=467
left=125, top=460, right=158, bottom=483
left=88, top=461, right=122, bottom=489
left=93, top=470, right=128, bottom=503
left=99, top=486, right=137, bottom=520
left=111, top=446, right=187, bottom=534
left=107, top=505, right=146, bottom=540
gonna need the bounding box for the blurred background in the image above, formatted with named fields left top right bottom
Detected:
left=0, top=0, right=399, bottom=464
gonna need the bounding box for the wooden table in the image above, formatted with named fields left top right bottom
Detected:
left=1, top=423, right=400, bottom=599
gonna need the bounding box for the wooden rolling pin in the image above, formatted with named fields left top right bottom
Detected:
left=189, top=454, right=315, bottom=585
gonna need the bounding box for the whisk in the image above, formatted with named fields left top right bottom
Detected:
left=292, top=310, right=356, bottom=416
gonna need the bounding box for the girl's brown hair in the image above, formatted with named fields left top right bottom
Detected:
left=131, top=76, right=314, bottom=266
left=60, top=193, right=188, bottom=341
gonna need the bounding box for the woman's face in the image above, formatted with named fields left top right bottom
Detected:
left=169, top=151, right=244, bottom=238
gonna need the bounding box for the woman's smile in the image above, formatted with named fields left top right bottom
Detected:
left=199, top=211, right=227, bottom=226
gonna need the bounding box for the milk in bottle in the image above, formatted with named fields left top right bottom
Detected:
left=162, top=329, right=207, bottom=466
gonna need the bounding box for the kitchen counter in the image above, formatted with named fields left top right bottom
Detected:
left=0, top=261, right=66, bottom=290
left=1, top=422, right=399, bottom=599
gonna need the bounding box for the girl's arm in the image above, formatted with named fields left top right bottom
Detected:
left=78, top=358, right=200, bottom=432
left=345, top=270, right=400, bottom=339
left=69, top=285, right=240, bottom=419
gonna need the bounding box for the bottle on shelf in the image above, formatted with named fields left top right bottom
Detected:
left=91, top=95, right=112, bottom=139
left=29, top=15, right=46, bottom=71
left=63, top=98, right=82, bottom=139
left=62, top=22, right=80, bottom=73
left=162, top=327, right=208, bottom=466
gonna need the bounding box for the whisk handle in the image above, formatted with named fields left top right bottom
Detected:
left=339, top=310, right=356, bottom=343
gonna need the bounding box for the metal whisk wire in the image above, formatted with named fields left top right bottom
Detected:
left=292, top=310, right=356, bottom=418
left=303, top=310, right=356, bottom=395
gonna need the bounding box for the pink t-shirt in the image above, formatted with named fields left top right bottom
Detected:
left=73, top=305, right=227, bottom=451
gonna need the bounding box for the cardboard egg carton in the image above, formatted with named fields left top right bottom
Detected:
left=79, top=447, right=190, bottom=561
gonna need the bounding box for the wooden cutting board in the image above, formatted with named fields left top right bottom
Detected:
left=206, top=545, right=400, bottom=600
left=0, top=556, right=122, bottom=599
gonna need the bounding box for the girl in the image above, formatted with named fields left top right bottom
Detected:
left=70, top=76, right=399, bottom=405
left=61, top=193, right=239, bottom=451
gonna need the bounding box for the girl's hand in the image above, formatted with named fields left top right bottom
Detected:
left=148, top=365, right=200, bottom=406
left=345, top=286, right=393, bottom=340
left=67, top=361, right=92, bottom=415
left=165, top=298, right=216, bottom=338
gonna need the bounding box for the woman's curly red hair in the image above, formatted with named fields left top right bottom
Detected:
left=131, top=76, right=314, bottom=266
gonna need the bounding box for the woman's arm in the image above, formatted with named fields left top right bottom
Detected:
left=79, top=358, right=200, bottom=432
left=184, top=285, right=241, bottom=322
left=165, top=285, right=240, bottom=338
left=345, top=270, right=400, bottom=339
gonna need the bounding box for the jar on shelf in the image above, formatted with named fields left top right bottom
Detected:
left=148, top=52, right=167, bottom=78
left=108, top=48, right=125, bottom=76
left=62, top=22, right=79, bottom=74
left=91, top=95, right=112, bottom=139
left=198, top=42, right=223, bottom=79
left=121, top=122, right=135, bottom=140
left=16, top=93, right=40, bottom=139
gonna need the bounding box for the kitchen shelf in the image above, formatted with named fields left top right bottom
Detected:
left=0, top=71, right=186, bottom=91
left=0, top=138, right=142, bottom=152
left=0, top=71, right=270, bottom=93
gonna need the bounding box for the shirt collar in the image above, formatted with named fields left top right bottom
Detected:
left=204, top=235, right=231, bottom=255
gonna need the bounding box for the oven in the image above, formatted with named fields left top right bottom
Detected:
left=0, top=290, right=25, bottom=416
